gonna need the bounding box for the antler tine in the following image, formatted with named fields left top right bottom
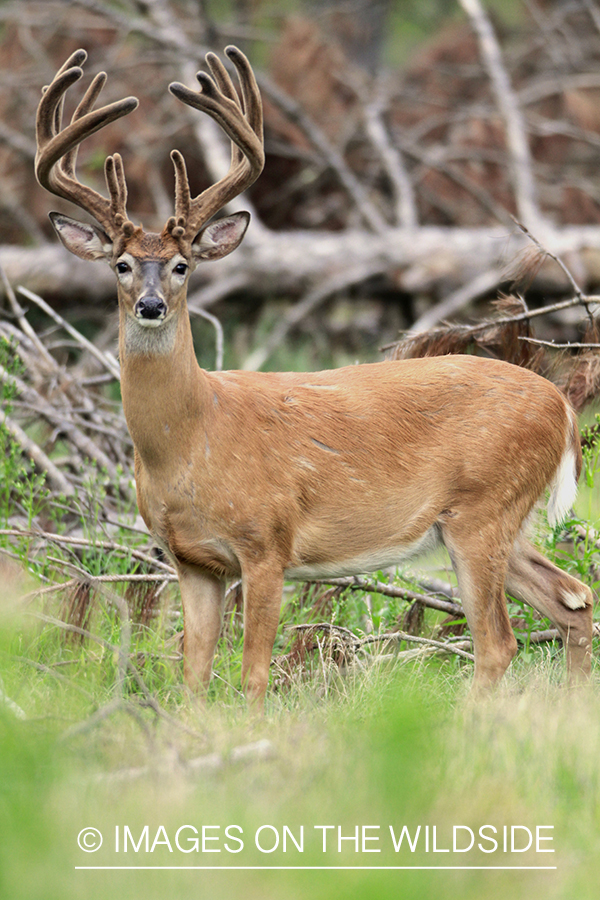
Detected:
left=209, top=48, right=263, bottom=169
left=61, top=71, right=109, bottom=179
left=41, top=51, right=87, bottom=157
left=224, top=46, right=263, bottom=139
left=205, top=51, right=239, bottom=104
left=105, top=153, right=136, bottom=234
left=204, top=50, right=244, bottom=169
left=167, top=45, right=265, bottom=242
left=35, top=50, right=139, bottom=237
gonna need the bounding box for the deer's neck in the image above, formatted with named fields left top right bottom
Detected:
left=119, top=308, right=207, bottom=469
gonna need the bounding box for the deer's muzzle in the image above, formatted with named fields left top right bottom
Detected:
left=135, top=296, right=167, bottom=322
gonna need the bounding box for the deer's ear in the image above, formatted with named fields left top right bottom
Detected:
left=191, top=211, right=250, bottom=261
left=49, top=212, right=113, bottom=261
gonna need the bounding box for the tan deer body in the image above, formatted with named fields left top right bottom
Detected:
left=36, top=49, right=593, bottom=707
left=125, top=352, right=572, bottom=581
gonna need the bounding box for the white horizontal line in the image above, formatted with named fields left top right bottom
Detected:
left=75, top=865, right=558, bottom=871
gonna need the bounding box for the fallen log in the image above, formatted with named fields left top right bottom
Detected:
left=3, top=223, right=600, bottom=315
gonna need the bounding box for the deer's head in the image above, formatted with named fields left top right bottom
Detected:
left=35, top=47, right=264, bottom=331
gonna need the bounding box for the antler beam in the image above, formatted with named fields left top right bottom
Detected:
left=167, top=45, right=265, bottom=244
left=35, top=49, right=139, bottom=238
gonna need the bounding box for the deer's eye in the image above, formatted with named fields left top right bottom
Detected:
left=115, top=261, right=131, bottom=275
left=174, top=263, right=188, bottom=276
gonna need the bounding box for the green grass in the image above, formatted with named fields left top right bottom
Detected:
left=2, top=646, right=600, bottom=900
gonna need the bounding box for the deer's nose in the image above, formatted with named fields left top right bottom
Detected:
left=135, top=296, right=167, bottom=320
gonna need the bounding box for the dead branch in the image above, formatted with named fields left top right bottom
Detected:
left=0, top=267, right=133, bottom=507
left=519, top=337, right=600, bottom=350
left=0, top=408, right=75, bottom=496
left=1, top=264, right=56, bottom=369
left=18, top=286, right=120, bottom=381
left=306, top=575, right=464, bottom=618
left=288, top=621, right=475, bottom=662
left=0, top=363, right=120, bottom=478
left=459, top=0, right=542, bottom=229
left=409, top=267, right=505, bottom=333
left=0, top=528, right=174, bottom=573
left=358, top=629, right=475, bottom=662
left=389, top=289, right=600, bottom=355
left=30, top=609, right=117, bottom=650
left=361, top=77, right=418, bottom=229
left=189, top=307, right=224, bottom=371
left=259, top=73, right=388, bottom=234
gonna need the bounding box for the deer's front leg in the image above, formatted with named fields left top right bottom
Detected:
left=241, top=564, right=285, bottom=710
left=177, top=563, right=226, bottom=695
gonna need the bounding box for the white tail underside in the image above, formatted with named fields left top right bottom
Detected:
left=547, top=439, right=578, bottom=528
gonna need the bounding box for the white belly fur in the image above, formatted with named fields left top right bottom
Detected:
left=285, top=525, right=441, bottom=580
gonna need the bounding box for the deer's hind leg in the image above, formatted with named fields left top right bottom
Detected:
left=506, top=534, right=593, bottom=682
left=441, top=514, right=518, bottom=690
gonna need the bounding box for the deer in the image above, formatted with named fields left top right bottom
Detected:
left=35, top=47, right=593, bottom=709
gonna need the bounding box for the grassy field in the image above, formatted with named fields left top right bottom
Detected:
left=2, top=632, right=600, bottom=900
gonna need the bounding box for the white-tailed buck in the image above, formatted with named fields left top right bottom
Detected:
left=36, top=47, right=593, bottom=707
